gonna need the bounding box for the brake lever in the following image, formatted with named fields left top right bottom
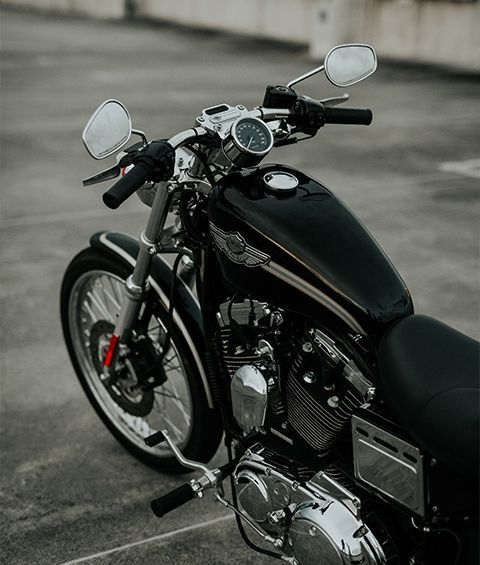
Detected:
left=319, top=93, right=350, bottom=107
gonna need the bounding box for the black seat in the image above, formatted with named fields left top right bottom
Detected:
left=379, top=315, right=479, bottom=479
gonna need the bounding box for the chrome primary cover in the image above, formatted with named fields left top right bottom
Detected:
left=235, top=448, right=386, bottom=565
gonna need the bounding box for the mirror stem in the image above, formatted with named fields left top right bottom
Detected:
left=132, top=128, right=148, bottom=146
left=287, top=64, right=324, bottom=88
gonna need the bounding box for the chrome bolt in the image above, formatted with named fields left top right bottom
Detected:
left=432, top=505, right=439, bottom=513
left=213, top=124, right=222, bottom=131
left=309, top=526, right=318, bottom=537
left=292, top=481, right=299, bottom=491
left=327, top=395, right=340, bottom=408
left=430, top=458, right=437, bottom=467
left=197, top=116, right=204, bottom=122
left=303, top=371, right=316, bottom=384
left=265, top=467, right=271, bottom=476
left=302, top=341, right=313, bottom=353
left=281, top=422, right=288, bottom=430
left=237, top=105, right=245, bottom=110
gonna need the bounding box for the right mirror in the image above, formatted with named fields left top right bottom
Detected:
left=324, top=44, right=377, bottom=87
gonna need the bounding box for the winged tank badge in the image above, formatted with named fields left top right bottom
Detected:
left=209, top=222, right=270, bottom=267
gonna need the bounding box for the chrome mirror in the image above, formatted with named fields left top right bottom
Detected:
left=324, top=44, right=377, bottom=87
left=82, top=99, right=132, bottom=160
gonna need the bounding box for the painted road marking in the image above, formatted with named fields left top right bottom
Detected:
left=439, top=158, right=480, bottom=179
left=58, top=514, right=235, bottom=564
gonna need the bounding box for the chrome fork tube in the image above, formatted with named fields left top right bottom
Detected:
left=114, top=182, right=175, bottom=343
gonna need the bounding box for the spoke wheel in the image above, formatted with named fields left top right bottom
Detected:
left=61, top=247, right=222, bottom=473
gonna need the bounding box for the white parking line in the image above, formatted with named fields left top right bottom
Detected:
left=58, top=514, right=235, bottom=564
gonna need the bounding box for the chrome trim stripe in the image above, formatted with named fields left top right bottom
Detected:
left=262, top=260, right=365, bottom=335
left=99, top=233, right=213, bottom=407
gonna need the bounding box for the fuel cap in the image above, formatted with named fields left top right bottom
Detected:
left=263, top=172, right=299, bottom=193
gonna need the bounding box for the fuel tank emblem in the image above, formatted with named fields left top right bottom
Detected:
left=209, top=222, right=270, bottom=267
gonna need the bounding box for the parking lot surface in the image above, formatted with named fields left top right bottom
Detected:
left=0, top=7, right=479, bottom=565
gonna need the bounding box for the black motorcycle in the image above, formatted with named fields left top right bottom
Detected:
left=61, top=44, right=479, bottom=565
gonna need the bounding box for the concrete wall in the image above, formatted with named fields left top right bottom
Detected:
left=136, top=0, right=479, bottom=71
left=0, top=0, right=126, bottom=19
left=311, top=0, right=480, bottom=71
left=135, top=0, right=313, bottom=44
left=1, top=0, right=478, bottom=70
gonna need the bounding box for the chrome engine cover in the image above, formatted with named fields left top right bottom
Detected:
left=231, top=364, right=268, bottom=430
left=235, top=448, right=386, bottom=565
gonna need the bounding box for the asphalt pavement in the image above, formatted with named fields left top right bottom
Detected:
left=0, top=7, right=479, bottom=565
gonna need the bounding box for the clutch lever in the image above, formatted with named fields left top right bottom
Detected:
left=82, top=150, right=135, bottom=187
left=82, top=164, right=121, bottom=187
left=319, top=93, right=350, bottom=107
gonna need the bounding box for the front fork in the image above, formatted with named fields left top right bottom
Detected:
left=104, top=182, right=175, bottom=371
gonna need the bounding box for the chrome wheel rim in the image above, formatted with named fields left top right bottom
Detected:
left=68, top=269, right=193, bottom=456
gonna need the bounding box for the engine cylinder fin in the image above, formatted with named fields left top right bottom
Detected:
left=286, top=335, right=364, bottom=453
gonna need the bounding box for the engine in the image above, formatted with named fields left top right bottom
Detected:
left=216, top=298, right=394, bottom=564
left=216, top=297, right=374, bottom=448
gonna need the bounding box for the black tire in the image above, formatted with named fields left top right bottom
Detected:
left=61, top=247, right=222, bottom=473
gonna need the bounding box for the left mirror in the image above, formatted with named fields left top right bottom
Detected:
left=82, top=99, right=132, bottom=160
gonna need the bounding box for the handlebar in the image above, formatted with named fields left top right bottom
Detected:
left=100, top=103, right=372, bottom=209
left=324, top=106, right=373, bottom=125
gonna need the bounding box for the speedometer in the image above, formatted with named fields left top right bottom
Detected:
left=223, top=117, right=274, bottom=167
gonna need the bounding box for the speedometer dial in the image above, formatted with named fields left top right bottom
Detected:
left=223, top=117, right=274, bottom=167
left=234, top=117, right=273, bottom=154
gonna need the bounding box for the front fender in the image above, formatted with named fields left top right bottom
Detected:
left=90, top=231, right=213, bottom=408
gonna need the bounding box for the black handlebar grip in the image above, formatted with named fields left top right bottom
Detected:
left=102, top=164, right=150, bottom=209
left=324, top=107, right=373, bottom=126
left=151, top=483, right=196, bottom=518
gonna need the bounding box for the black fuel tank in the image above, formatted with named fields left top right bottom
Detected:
left=208, top=164, right=413, bottom=336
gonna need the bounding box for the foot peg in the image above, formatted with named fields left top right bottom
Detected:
left=144, top=430, right=166, bottom=447
left=151, top=482, right=196, bottom=518
left=145, top=429, right=237, bottom=517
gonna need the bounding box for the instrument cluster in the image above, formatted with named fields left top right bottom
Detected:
left=197, top=104, right=274, bottom=167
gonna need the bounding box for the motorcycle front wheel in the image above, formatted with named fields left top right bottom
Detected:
left=60, top=247, right=222, bottom=473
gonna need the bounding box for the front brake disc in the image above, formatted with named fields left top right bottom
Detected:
left=89, top=320, right=154, bottom=417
